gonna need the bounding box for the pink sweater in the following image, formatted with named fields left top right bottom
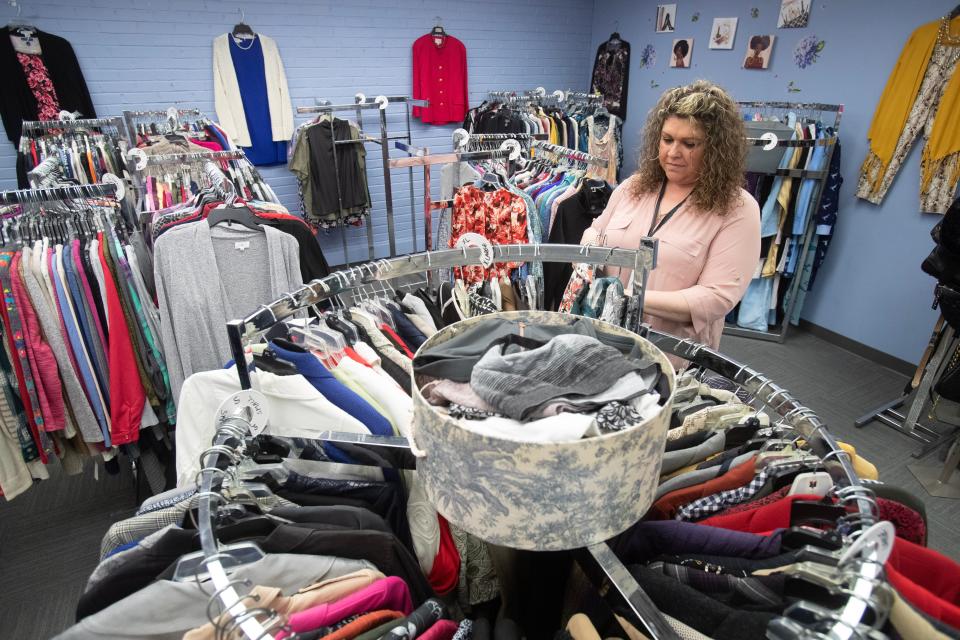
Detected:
left=275, top=576, right=413, bottom=639
left=582, top=177, right=760, bottom=366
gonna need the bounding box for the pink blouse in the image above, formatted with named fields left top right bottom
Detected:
left=274, top=576, right=413, bottom=639
left=581, top=177, right=760, bottom=367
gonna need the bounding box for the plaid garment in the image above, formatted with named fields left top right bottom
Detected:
left=675, top=461, right=809, bottom=522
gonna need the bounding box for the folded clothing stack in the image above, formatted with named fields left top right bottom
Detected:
left=413, top=317, right=666, bottom=442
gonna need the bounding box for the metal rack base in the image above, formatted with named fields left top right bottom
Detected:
left=908, top=434, right=960, bottom=498
left=855, top=324, right=959, bottom=458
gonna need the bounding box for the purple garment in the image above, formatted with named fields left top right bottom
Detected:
left=613, top=520, right=783, bottom=565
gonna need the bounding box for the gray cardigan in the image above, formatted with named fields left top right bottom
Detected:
left=154, top=222, right=303, bottom=405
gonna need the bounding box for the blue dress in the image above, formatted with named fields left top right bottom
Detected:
left=229, top=35, right=287, bottom=166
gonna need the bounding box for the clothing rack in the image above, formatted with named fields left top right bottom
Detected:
left=724, top=101, right=844, bottom=344
left=295, top=95, right=428, bottom=262
left=0, top=182, right=118, bottom=205
left=200, top=243, right=891, bottom=640
left=388, top=141, right=529, bottom=270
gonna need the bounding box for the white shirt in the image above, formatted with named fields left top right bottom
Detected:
left=175, top=366, right=371, bottom=486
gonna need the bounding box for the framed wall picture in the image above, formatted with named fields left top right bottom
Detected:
left=671, top=38, right=693, bottom=67
left=778, top=0, right=811, bottom=28
left=709, top=17, right=738, bottom=49
left=743, top=34, right=775, bottom=69
left=656, top=4, right=677, bottom=33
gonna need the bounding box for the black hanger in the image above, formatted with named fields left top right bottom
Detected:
left=609, top=31, right=622, bottom=43
left=951, top=4, right=960, bottom=18
left=232, top=15, right=256, bottom=40
left=207, top=203, right=263, bottom=231
left=790, top=498, right=848, bottom=528
left=252, top=350, right=299, bottom=376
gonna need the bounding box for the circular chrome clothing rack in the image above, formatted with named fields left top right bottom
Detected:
left=189, top=244, right=893, bottom=640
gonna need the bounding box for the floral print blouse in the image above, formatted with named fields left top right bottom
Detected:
left=17, top=52, right=61, bottom=121
left=450, top=185, right=528, bottom=284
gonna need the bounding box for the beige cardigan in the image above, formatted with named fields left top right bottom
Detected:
left=212, top=33, right=294, bottom=148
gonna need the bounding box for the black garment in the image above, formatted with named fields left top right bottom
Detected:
left=277, top=476, right=412, bottom=552
left=264, top=217, right=330, bottom=281
left=79, top=240, right=109, bottom=338
left=305, top=119, right=370, bottom=218
left=622, top=565, right=776, bottom=638
left=437, top=282, right=460, bottom=327
left=663, top=430, right=711, bottom=452
left=80, top=520, right=433, bottom=620
left=413, top=289, right=445, bottom=329
left=0, top=27, right=97, bottom=145
left=542, top=181, right=612, bottom=311
left=386, top=302, right=427, bottom=351
left=473, top=108, right=526, bottom=134
left=380, top=598, right=447, bottom=640
left=590, top=35, right=631, bottom=120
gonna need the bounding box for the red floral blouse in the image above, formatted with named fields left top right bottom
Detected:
left=449, top=185, right=528, bottom=284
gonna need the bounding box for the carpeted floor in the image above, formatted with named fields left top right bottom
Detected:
left=0, top=328, right=957, bottom=638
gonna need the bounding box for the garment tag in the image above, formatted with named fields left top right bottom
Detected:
left=235, top=241, right=251, bottom=252
left=788, top=471, right=833, bottom=497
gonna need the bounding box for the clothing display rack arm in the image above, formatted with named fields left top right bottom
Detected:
left=0, top=182, right=118, bottom=204
left=142, top=149, right=246, bottom=166
left=724, top=101, right=844, bottom=344
left=208, top=242, right=892, bottom=640
left=21, top=116, right=126, bottom=132
left=296, top=95, right=428, bottom=261
left=532, top=139, right=610, bottom=167
left=122, top=107, right=204, bottom=142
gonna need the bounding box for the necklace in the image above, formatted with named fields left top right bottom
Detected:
left=233, top=34, right=256, bottom=51
left=937, top=16, right=960, bottom=47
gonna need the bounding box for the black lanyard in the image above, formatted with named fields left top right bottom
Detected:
left=648, top=181, right=691, bottom=237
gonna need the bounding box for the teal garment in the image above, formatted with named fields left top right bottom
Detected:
left=580, top=277, right=621, bottom=318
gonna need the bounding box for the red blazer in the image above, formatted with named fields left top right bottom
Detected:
left=412, top=33, right=468, bottom=125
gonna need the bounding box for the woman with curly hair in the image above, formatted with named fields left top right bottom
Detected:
left=581, top=80, right=760, bottom=365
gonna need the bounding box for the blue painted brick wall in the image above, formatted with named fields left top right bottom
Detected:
left=0, top=0, right=595, bottom=264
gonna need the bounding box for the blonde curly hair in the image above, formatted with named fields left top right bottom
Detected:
left=632, top=80, right=746, bottom=214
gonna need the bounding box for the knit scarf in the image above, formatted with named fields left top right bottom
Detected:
left=862, top=16, right=960, bottom=201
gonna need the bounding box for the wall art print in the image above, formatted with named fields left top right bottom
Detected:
left=709, top=17, right=738, bottom=49
left=656, top=4, right=677, bottom=32
left=671, top=38, right=693, bottom=67
left=744, top=34, right=775, bottom=70
left=639, top=44, right=657, bottom=68
left=778, top=0, right=811, bottom=28
left=794, top=34, right=825, bottom=68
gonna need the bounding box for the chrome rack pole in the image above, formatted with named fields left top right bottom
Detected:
left=196, top=410, right=271, bottom=640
